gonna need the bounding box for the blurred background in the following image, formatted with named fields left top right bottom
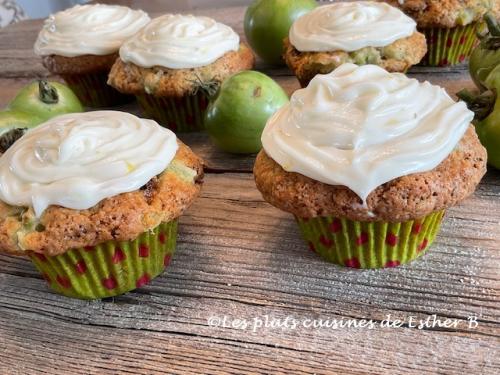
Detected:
left=1, top=0, right=336, bottom=26
left=0, top=0, right=256, bottom=25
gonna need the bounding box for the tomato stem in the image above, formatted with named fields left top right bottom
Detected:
left=188, top=74, right=220, bottom=98
left=457, top=89, right=497, bottom=121
left=38, top=80, right=59, bottom=104
left=0, top=128, right=27, bottom=154
left=485, top=13, right=500, bottom=37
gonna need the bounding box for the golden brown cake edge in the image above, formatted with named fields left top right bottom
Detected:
left=254, top=126, right=487, bottom=222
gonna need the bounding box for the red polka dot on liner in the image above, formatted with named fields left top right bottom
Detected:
left=446, top=37, right=453, bottom=47
left=329, top=219, right=342, bottom=233
left=386, top=233, right=398, bottom=247
left=344, top=257, right=361, bottom=269
left=112, top=247, right=126, bottom=264
left=164, top=254, right=172, bottom=267
left=356, top=232, right=369, bottom=246
left=75, top=260, right=87, bottom=274
left=319, top=235, right=334, bottom=247
left=459, top=55, right=466, bottom=63
left=102, top=277, right=117, bottom=290
left=139, top=244, right=150, bottom=257
left=385, top=260, right=401, bottom=268
left=84, top=246, right=95, bottom=252
left=42, top=273, right=51, bottom=284
left=136, top=273, right=151, bottom=288
left=412, top=222, right=422, bottom=235
left=440, top=58, right=449, bottom=66
left=159, top=233, right=166, bottom=245
left=418, top=239, right=429, bottom=252
left=56, top=276, right=71, bottom=289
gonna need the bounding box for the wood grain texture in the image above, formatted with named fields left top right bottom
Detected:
left=0, top=4, right=499, bottom=375
left=1, top=173, right=499, bottom=374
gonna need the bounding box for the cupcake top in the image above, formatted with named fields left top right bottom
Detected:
left=34, top=4, right=151, bottom=57
left=261, top=63, right=473, bottom=203
left=119, top=14, right=240, bottom=69
left=0, top=111, right=177, bottom=217
left=383, top=0, right=498, bottom=28
left=289, top=1, right=416, bottom=52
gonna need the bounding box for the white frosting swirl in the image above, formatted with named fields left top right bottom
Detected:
left=289, top=1, right=416, bottom=52
left=0, top=111, right=178, bottom=217
left=262, top=63, right=473, bottom=202
left=34, top=4, right=150, bottom=57
left=119, top=14, right=240, bottom=69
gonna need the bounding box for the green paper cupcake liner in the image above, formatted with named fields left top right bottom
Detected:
left=61, top=71, right=134, bottom=108
left=295, top=211, right=445, bottom=269
left=29, top=220, right=177, bottom=299
left=136, top=91, right=209, bottom=132
left=421, top=22, right=480, bottom=66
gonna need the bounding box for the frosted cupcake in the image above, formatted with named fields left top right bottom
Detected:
left=284, top=1, right=427, bottom=87
left=34, top=4, right=150, bottom=107
left=254, top=63, right=487, bottom=269
left=382, top=0, right=499, bottom=66
left=108, top=14, right=255, bottom=132
left=0, top=111, right=203, bottom=299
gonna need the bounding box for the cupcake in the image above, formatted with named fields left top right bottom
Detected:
left=382, top=0, right=498, bottom=66
left=34, top=4, right=150, bottom=107
left=254, top=63, right=487, bottom=269
left=283, top=1, right=427, bottom=87
left=0, top=111, right=203, bottom=299
left=107, top=14, right=255, bottom=132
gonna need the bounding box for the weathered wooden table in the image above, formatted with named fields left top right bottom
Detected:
left=0, top=5, right=499, bottom=375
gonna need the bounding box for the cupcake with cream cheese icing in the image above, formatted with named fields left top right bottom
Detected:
left=0, top=111, right=203, bottom=299
left=34, top=4, right=150, bottom=107
left=381, top=0, right=499, bottom=66
left=283, top=1, right=427, bottom=87
left=254, top=63, right=487, bottom=269
left=107, top=14, right=255, bottom=132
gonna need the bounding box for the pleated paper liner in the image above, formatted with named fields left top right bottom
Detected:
left=296, top=211, right=445, bottom=269
left=420, top=22, right=480, bottom=66
left=61, top=71, right=134, bottom=108
left=136, top=91, right=209, bottom=132
left=29, top=220, right=177, bottom=299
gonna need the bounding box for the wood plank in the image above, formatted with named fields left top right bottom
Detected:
left=0, top=172, right=499, bottom=374
left=1, top=306, right=498, bottom=375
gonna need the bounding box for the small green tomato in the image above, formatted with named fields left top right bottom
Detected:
left=244, top=0, right=317, bottom=65
left=9, top=80, right=83, bottom=121
left=205, top=71, right=289, bottom=154
left=0, top=109, right=39, bottom=135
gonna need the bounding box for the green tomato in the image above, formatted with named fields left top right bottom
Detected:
left=205, top=71, right=289, bottom=154
left=474, top=94, right=500, bottom=169
left=9, top=80, right=83, bottom=121
left=477, top=65, right=500, bottom=169
left=458, top=64, right=500, bottom=169
left=244, top=0, right=317, bottom=65
left=0, top=109, right=40, bottom=136
left=470, top=47, right=500, bottom=90
left=469, top=13, right=500, bottom=91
